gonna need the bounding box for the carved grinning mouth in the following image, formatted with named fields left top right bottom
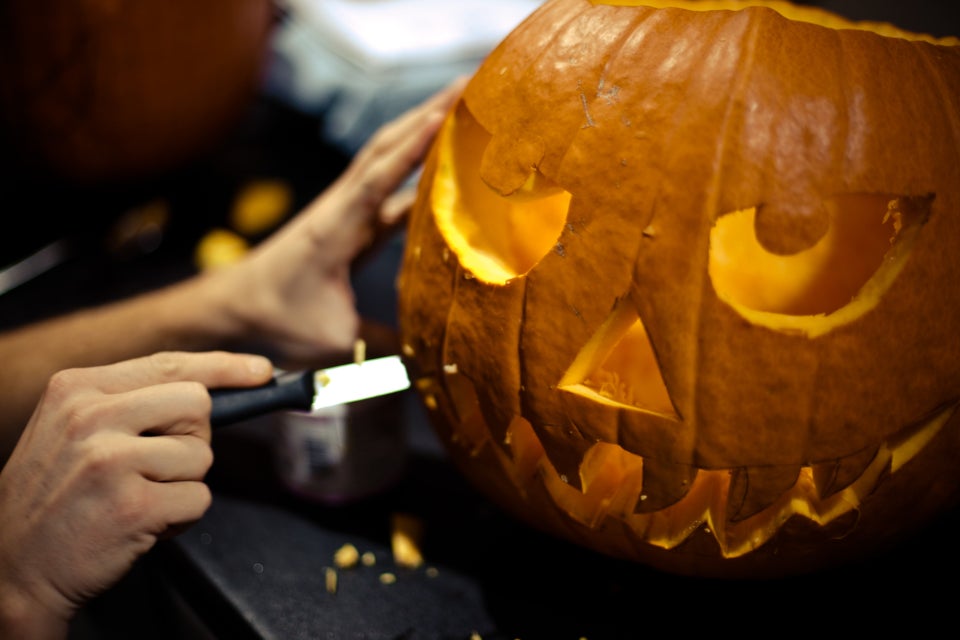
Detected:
left=422, top=366, right=955, bottom=558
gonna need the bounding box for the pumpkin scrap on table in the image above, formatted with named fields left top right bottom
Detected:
left=397, top=0, right=960, bottom=578
left=391, top=513, right=425, bottom=569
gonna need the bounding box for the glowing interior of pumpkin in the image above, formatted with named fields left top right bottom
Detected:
left=431, top=104, right=570, bottom=285
left=709, top=195, right=929, bottom=337
left=711, top=197, right=902, bottom=315
left=559, top=301, right=677, bottom=418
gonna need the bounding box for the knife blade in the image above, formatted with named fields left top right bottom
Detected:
left=209, top=355, right=410, bottom=428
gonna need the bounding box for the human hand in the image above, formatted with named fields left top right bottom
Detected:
left=203, top=77, right=468, bottom=366
left=0, top=351, right=273, bottom=638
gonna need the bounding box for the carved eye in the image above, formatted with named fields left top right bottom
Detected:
left=430, top=104, right=571, bottom=284
left=709, top=194, right=931, bottom=335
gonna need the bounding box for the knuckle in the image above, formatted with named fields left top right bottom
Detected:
left=44, top=367, right=84, bottom=402
left=78, top=439, right=124, bottom=477
left=62, top=401, right=103, bottom=439
left=148, top=351, right=186, bottom=378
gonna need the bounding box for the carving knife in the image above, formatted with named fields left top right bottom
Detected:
left=209, top=355, right=410, bottom=428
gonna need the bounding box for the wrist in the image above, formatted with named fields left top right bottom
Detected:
left=0, top=581, right=70, bottom=640
left=152, top=270, right=254, bottom=350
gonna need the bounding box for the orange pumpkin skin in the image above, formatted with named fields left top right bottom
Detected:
left=0, top=0, right=274, bottom=184
left=397, top=0, right=960, bottom=578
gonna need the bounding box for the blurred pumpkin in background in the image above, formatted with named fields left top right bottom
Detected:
left=0, top=0, right=275, bottom=185
left=398, top=0, right=960, bottom=578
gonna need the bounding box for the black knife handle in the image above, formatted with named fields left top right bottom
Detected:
left=210, top=370, right=315, bottom=428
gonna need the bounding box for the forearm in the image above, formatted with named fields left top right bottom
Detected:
left=0, top=272, right=244, bottom=458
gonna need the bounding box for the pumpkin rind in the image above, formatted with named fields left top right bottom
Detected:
left=397, top=0, right=960, bottom=577
left=0, top=0, right=273, bottom=184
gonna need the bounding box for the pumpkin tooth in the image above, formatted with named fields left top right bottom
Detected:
left=727, top=465, right=803, bottom=522
left=633, top=458, right=697, bottom=513
left=811, top=446, right=879, bottom=500
left=537, top=423, right=592, bottom=492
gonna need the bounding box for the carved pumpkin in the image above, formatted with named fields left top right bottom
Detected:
left=397, top=0, right=960, bottom=578
left=0, top=0, right=274, bottom=184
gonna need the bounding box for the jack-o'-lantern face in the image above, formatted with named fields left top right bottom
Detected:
left=397, top=0, right=960, bottom=578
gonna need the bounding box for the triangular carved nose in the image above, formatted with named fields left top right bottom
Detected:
left=559, top=299, right=677, bottom=419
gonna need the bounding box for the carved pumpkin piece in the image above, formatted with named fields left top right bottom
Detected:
left=398, top=0, right=960, bottom=577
